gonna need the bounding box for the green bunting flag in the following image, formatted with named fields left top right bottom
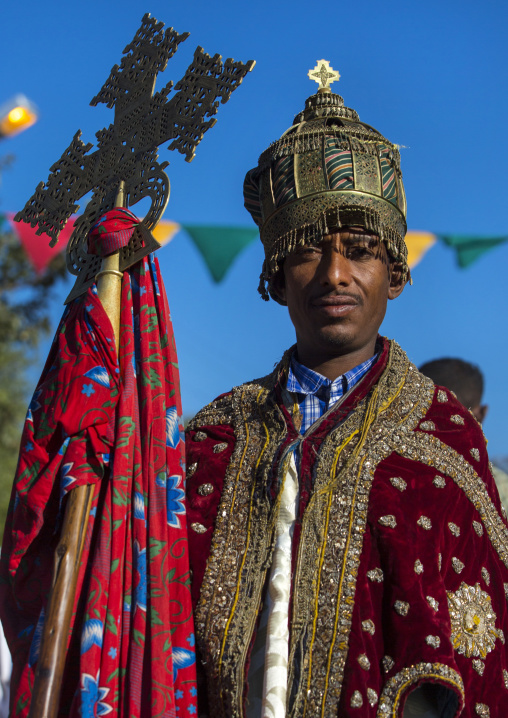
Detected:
left=441, top=234, right=508, bottom=268
left=181, top=224, right=259, bottom=282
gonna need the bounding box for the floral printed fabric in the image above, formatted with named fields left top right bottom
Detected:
left=0, top=254, right=197, bottom=716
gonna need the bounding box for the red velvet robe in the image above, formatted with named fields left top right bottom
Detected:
left=186, top=338, right=508, bottom=717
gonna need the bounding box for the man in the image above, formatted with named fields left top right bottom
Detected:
left=185, top=66, right=508, bottom=717
left=419, top=359, right=487, bottom=424
left=420, top=357, right=508, bottom=509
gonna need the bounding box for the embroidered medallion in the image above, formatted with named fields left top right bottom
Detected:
left=414, top=559, right=424, bottom=574
left=448, top=522, right=460, bottom=537
left=367, top=568, right=384, bottom=583
left=472, top=659, right=485, bottom=676
left=350, top=690, right=363, bottom=708
left=420, top=420, right=436, bottom=431
left=187, top=462, right=198, bottom=478
left=481, top=567, right=491, bottom=585
left=426, top=596, right=439, bottom=612
left=503, top=669, right=508, bottom=689
left=473, top=520, right=484, bottom=537
left=438, top=554, right=442, bottom=571
left=433, top=475, right=446, bottom=488
left=417, top=515, right=432, bottom=530
left=447, top=582, right=498, bottom=658
left=450, top=414, right=465, bottom=425
left=193, top=431, right=207, bottom=441
left=475, top=704, right=490, bottom=716
left=378, top=515, right=397, bottom=528
left=382, top=656, right=395, bottom=673
left=470, top=448, right=480, bottom=462
left=357, top=654, right=370, bottom=671
left=394, top=600, right=410, bottom=616
left=437, top=389, right=448, bottom=402
left=191, top=522, right=208, bottom=534
left=197, top=483, right=214, bottom=496
left=389, top=476, right=407, bottom=491
left=367, top=688, right=378, bottom=707
left=452, top=557, right=465, bottom=574
left=213, top=442, right=228, bottom=453
left=426, top=635, right=441, bottom=648
left=362, top=619, right=375, bottom=635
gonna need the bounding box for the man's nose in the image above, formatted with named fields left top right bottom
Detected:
left=319, top=248, right=352, bottom=287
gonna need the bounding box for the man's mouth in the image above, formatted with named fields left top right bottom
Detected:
left=311, top=294, right=360, bottom=316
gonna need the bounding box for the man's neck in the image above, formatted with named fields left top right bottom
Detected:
left=295, top=341, right=378, bottom=381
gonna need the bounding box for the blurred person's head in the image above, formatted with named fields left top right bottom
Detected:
left=419, top=358, right=487, bottom=423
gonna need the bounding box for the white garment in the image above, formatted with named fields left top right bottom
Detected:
left=0, top=619, right=11, bottom=718
left=245, top=456, right=298, bottom=718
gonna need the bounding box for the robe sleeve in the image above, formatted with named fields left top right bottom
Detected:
left=343, top=387, right=508, bottom=716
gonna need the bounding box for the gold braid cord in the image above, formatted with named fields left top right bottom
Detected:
left=14, top=13, right=255, bottom=302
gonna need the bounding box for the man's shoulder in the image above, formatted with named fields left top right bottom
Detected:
left=187, top=367, right=281, bottom=432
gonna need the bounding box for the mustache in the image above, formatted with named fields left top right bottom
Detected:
left=311, top=292, right=363, bottom=307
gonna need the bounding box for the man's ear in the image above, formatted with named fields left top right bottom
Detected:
left=271, top=269, right=286, bottom=303
left=387, top=261, right=406, bottom=300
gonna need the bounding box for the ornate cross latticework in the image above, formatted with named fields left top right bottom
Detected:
left=15, top=14, right=255, bottom=302
left=308, top=60, right=340, bottom=91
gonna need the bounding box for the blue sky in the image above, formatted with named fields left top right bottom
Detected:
left=1, top=0, right=507, bottom=457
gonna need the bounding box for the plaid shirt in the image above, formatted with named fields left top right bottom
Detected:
left=286, top=352, right=377, bottom=434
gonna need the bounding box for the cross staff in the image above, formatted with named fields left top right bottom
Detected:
left=13, top=14, right=254, bottom=717
left=16, top=12, right=255, bottom=302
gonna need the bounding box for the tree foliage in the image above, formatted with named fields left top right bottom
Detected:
left=0, top=215, right=67, bottom=540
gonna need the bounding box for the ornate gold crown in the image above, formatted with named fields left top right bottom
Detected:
left=244, top=61, right=408, bottom=302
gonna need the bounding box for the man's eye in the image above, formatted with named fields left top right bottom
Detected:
left=297, top=246, right=321, bottom=256
left=347, top=246, right=372, bottom=259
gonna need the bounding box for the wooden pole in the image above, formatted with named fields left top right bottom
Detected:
left=28, top=183, right=126, bottom=718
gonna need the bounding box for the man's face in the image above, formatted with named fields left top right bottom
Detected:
left=274, top=228, right=405, bottom=374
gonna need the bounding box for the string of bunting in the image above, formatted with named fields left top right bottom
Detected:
left=3, top=212, right=507, bottom=282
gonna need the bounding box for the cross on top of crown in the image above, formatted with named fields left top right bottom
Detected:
left=308, top=60, right=340, bottom=91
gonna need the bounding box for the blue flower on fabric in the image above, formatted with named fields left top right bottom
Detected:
left=187, top=705, right=197, bottom=715
left=28, top=608, right=45, bottom=667
left=133, top=492, right=145, bottom=521
left=155, top=471, right=166, bottom=489
left=175, top=690, right=184, bottom=700
left=190, top=686, right=198, bottom=697
left=108, top=647, right=117, bottom=660
left=58, top=436, right=71, bottom=457
left=81, top=619, right=103, bottom=654
left=133, top=540, right=147, bottom=612
left=149, top=255, right=161, bottom=296
left=84, top=365, right=111, bottom=389
left=166, top=406, right=183, bottom=448
left=186, top=633, right=195, bottom=648
left=25, top=441, right=34, bottom=452
left=172, top=646, right=196, bottom=682
left=81, top=671, right=113, bottom=717
left=26, top=389, right=42, bottom=423
left=60, top=462, right=77, bottom=496
left=166, top=475, right=185, bottom=529
left=86, top=303, right=94, bottom=312
left=82, top=383, right=95, bottom=397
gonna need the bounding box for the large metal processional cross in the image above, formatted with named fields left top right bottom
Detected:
left=15, top=13, right=255, bottom=302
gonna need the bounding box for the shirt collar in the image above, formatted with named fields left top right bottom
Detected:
left=287, top=351, right=377, bottom=397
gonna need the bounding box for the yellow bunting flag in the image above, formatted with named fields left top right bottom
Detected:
left=152, top=220, right=181, bottom=247
left=405, top=231, right=437, bottom=269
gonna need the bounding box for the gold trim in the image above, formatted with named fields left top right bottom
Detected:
left=377, top=662, right=464, bottom=717
left=392, top=432, right=508, bottom=568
